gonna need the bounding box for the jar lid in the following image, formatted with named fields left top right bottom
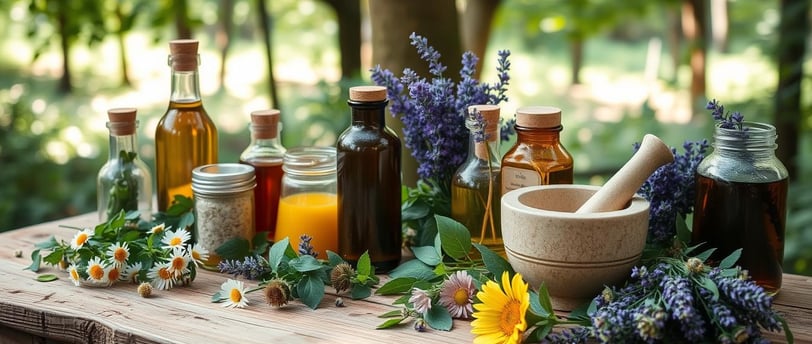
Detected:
left=168, top=39, right=199, bottom=71
left=282, top=146, right=336, bottom=176
left=106, top=108, right=138, bottom=136
left=250, top=109, right=281, bottom=139
left=516, top=106, right=561, bottom=128
left=349, top=86, right=387, bottom=102
left=192, top=163, right=256, bottom=195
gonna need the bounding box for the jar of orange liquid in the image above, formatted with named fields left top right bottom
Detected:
left=274, top=147, right=338, bottom=258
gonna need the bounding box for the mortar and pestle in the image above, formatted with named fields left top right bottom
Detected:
left=501, top=134, right=674, bottom=311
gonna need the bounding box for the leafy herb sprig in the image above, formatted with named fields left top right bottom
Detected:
left=105, top=150, right=140, bottom=219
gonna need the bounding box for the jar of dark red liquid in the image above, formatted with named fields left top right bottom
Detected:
left=691, top=121, right=789, bottom=295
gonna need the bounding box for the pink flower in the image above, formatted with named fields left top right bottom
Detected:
left=409, top=288, right=432, bottom=315
left=438, top=270, right=476, bottom=319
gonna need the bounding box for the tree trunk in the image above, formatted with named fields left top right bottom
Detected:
left=774, top=0, right=809, bottom=178
left=665, top=5, right=682, bottom=84
left=459, top=0, right=501, bottom=79
left=682, top=0, right=707, bottom=117
left=217, top=0, right=234, bottom=91
left=710, top=0, right=729, bottom=53
left=369, top=0, right=462, bottom=187
left=174, top=0, right=192, bottom=39
left=57, top=6, right=72, bottom=94
left=257, top=0, right=280, bottom=109
left=322, top=0, right=362, bottom=79
left=570, top=37, right=584, bottom=85
left=114, top=3, right=131, bottom=87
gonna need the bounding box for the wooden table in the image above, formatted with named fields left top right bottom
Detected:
left=1, top=213, right=809, bottom=343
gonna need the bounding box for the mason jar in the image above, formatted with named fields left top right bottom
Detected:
left=192, top=163, right=256, bottom=271
left=691, top=121, right=789, bottom=294
left=274, top=146, right=338, bottom=258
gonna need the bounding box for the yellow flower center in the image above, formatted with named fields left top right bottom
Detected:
left=69, top=268, right=80, bottom=281
left=230, top=288, right=242, bottom=303
left=453, top=288, right=469, bottom=306
left=76, top=233, right=88, bottom=246
left=114, top=247, right=127, bottom=262
left=89, top=265, right=104, bottom=280
left=499, top=300, right=522, bottom=336
left=172, top=256, right=186, bottom=271
left=192, top=250, right=201, bottom=260
left=158, top=267, right=172, bottom=280
left=108, top=267, right=121, bottom=281
left=170, top=237, right=182, bottom=246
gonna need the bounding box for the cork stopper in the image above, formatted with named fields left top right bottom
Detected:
left=106, top=108, right=137, bottom=136
left=349, top=86, right=387, bottom=102
left=468, top=105, right=501, bottom=160
left=169, top=39, right=199, bottom=71
left=516, top=106, right=561, bottom=128
left=250, top=109, right=281, bottom=139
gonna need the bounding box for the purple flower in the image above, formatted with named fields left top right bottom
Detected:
left=218, top=256, right=269, bottom=280
left=661, top=275, right=706, bottom=340
left=706, top=98, right=746, bottom=130
left=297, top=234, right=318, bottom=258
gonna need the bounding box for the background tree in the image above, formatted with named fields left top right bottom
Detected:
left=110, top=0, right=147, bottom=87
left=256, top=0, right=280, bottom=108
left=682, top=0, right=708, bottom=115
left=460, top=0, right=502, bottom=80
left=321, top=0, right=362, bottom=79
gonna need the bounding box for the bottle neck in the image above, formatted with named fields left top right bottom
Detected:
left=348, top=99, right=388, bottom=126
left=713, top=121, right=777, bottom=159
left=515, top=125, right=562, bottom=144
left=468, top=131, right=500, bottom=164
left=170, top=69, right=202, bottom=102
left=108, top=133, right=138, bottom=160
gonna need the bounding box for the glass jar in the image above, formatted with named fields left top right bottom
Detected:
left=275, top=146, right=338, bottom=259
left=192, top=163, right=256, bottom=271
left=239, top=109, right=286, bottom=238
left=691, top=121, right=789, bottom=294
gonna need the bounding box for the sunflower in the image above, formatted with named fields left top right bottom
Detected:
left=471, top=272, right=530, bottom=344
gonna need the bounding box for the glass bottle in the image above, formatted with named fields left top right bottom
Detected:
left=155, top=39, right=219, bottom=212
left=451, top=105, right=503, bottom=255
left=337, top=86, right=402, bottom=273
left=239, top=109, right=286, bottom=239
left=692, top=121, right=789, bottom=295
left=275, top=147, right=338, bottom=259
left=501, top=105, right=573, bottom=197
left=97, top=108, right=152, bottom=222
left=192, top=163, right=256, bottom=271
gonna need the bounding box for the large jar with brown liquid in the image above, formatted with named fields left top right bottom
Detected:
left=501, top=106, right=573, bottom=197
left=336, top=86, right=401, bottom=273
left=692, top=121, right=789, bottom=295
left=155, top=39, right=218, bottom=212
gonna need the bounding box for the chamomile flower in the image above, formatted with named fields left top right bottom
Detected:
left=70, top=228, right=94, bottom=249
left=149, top=223, right=166, bottom=235
left=122, top=262, right=143, bottom=283
left=438, top=270, right=476, bottom=319
left=167, top=247, right=190, bottom=278
left=220, top=279, right=249, bottom=308
left=188, top=244, right=209, bottom=267
left=67, top=263, right=82, bottom=286
left=148, top=262, right=176, bottom=290
left=105, top=265, right=123, bottom=286
left=106, top=242, right=130, bottom=268
left=161, top=229, right=190, bottom=249
left=85, top=257, right=108, bottom=284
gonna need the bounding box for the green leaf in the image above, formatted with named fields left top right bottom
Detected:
left=215, top=237, right=250, bottom=261
left=412, top=246, right=441, bottom=266
left=297, top=274, right=326, bottom=309
left=269, top=237, right=295, bottom=270
left=36, top=274, right=58, bottom=282
left=436, top=215, right=471, bottom=259
left=525, top=325, right=553, bottom=343
left=356, top=251, right=372, bottom=277
left=42, top=250, right=64, bottom=266
left=376, top=317, right=406, bottom=329
left=694, top=247, right=717, bottom=262
left=289, top=255, right=324, bottom=272
left=379, top=309, right=404, bottom=318
left=351, top=284, right=372, bottom=299
left=433, top=263, right=447, bottom=276
left=388, top=259, right=436, bottom=280
left=178, top=212, right=195, bottom=229
left=537, top=282, right=554, bottom=315
left=376, top=277, right=419, bottom=295
left=120, top=230, right=141, bottom=242
left=326, top=251, right=344, bottom=267
left=34, top=236, right=59, bottom=250
left=528, top=291, right=549, bottom=319
left=402, top=199, right=431, bottom=221
left=251, top=232, right=270, bottom=256
left=24, top=249, right=41, bottom=272
left=211, top=291, right=225, bottom=303
left=473, top=243, right=514, bottom=278
left=718, top=248, right=742, bottom=270
left=424, top=302, right=452, bottom=331
left=777, top=314, right=794, bottom=344
left=696, top=275, right=719, bottom=301
left=675, top=213, right=691, bottom=243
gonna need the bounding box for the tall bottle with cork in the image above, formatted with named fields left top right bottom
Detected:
left=336, top=86, right=401, bottom=273
left=240, top=109, right=286, bottom=238
left=155, top=39, right=219, bottom=211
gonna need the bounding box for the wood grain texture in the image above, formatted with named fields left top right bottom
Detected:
left=1, top=213, right=809, bottom=343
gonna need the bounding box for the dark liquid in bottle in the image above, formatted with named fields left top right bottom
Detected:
left=691, top=174, right=788, bottom=294
left=240, top=159, right=283, bottom=238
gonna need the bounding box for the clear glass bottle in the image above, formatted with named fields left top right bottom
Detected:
left=239, top=109, right=286, bottom=239
left=451, top=105, right=502, bottom=255
left=692, top=121, right=789, bottom=294
left=97, top=108, right=152, bottom=222
left=337, top=86, right=402, bottom=273
left=501, top=106, right=573, bottom=197
left=155, top=39, right=219, bottom=211
left=192, top=163, right=256, bottom=271
left=275, top=147, right=337, bottom=259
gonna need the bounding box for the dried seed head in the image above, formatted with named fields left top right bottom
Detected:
left=330, top=263, right=354, bottom=293
left=137, top=282, right=153, bottom=298
left=335, top=297, right=345, bottom=307
left=14, top=249, right=22, bottom=258
left=264, top=279, right=289, bottom=307
left=414, top=318, right=427, bottom=332
left=686, top=257, right=704, bottom=274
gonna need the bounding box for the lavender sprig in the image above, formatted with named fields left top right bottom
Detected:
left=218, top=256, right=270, bottom=280
left=297, top=234, right=318, bottom=258
left=706, top=99, right=746, bottom=130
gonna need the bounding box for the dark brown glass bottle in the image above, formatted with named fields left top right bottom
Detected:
left=155, top=39, right=218, bottom=211
left=336, top=86, right=402, bottom=273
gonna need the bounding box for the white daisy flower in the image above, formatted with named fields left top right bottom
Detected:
left=122, top=262, right=143, bottom=284
left=188, top=244, right=209, bottom=267
left=220, top=279, right=248, bottom=309
left=149, top=223, right=166, bottom=235
left=105, top=265, right=123, bottom=286
left=148, top=262, right=176, bottom=290
left=161, top=229, right=191, bottom=249
left=106, top=242, right=130, bottom=268
left=85, top=257, right=108, bottom=284
left=67, top=264, right=82, bottom=286
left=70, top=228, right=94, bottom=250
left=167, top=247, right=190, bottom=278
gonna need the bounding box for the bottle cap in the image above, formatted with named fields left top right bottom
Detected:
left=349, top=86, right=387, bottom=102
left=467, top=104, right=501, bottom=140
left=169, top=39, right=199, bottom=71
left=516, top=106, right=561, bottom=128
left=192, top=163, right=256, bottom=196
left=250, top=109, right=281, bottom=139
left=106, top=108, right=137, bottom=136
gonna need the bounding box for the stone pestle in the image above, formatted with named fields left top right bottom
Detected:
left=575, top=134, right=674, bottom=214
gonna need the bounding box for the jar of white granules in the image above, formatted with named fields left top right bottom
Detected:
left=192, top=163, right=256, bottom=271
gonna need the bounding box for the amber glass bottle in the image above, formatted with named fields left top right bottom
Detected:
left=155, top=39, right=218, bottom=211
left=239, top=109, right=286, bottom=238
left=451, top=105, right=503, bottom=255
left=336, top=86, right=402, bottom=273
left=501, top=106, right=573, bottom=196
